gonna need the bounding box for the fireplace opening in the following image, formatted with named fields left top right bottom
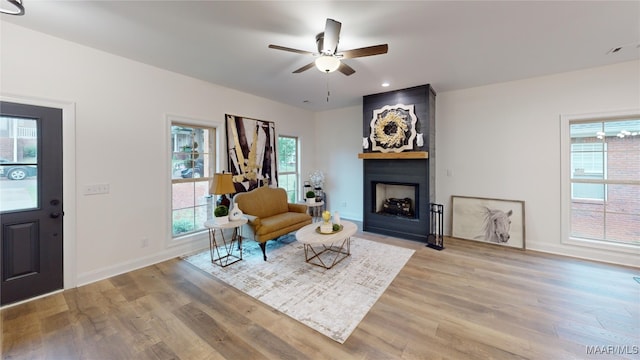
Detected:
left=373, top=182, right=418, bottom=219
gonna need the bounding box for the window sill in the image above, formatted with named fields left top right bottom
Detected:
left=168, top=230, right=208, bottom=248
left=563, top=236, right=639, bottom=255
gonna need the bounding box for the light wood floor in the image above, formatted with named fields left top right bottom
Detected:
left=2, top=230, right=639, bottom=359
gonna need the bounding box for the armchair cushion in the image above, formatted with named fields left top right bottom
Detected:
left=255, top=212, right=312, bottom=237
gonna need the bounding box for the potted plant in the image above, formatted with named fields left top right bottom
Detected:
left=306, top=191, right=316, bottom=204
left=214, top=204, right=229, bottom=224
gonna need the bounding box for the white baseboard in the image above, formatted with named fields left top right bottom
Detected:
left=340, top=213, right=363, bottom=222
left=526, top=242, right=639, bottom=268
left=76, top=238, right=209, bottom=287
left=445, top=232, right=638, bottom=268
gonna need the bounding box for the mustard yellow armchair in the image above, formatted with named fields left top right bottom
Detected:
left=234, top=186, right=312, bottom=261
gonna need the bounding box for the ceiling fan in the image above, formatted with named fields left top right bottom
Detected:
left=268, top=18, right=388, bottom=76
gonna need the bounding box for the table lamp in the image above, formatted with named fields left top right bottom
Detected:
left=210, top=172, right=235, bottom=208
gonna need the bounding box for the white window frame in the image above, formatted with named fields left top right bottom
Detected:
left=560, top=109, right=640, bottom=254
left=277, top=135, right=300, bottom=202
left=166, top=114, right=224, bottom=247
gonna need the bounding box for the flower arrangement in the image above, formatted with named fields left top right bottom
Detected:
left=309, top=170, right=324, bottom=189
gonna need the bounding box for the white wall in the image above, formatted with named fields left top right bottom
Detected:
left=313, top=105, right=363, bottom=220
left=437, top=61, right=639, bottom=267
left=1, top=22, right=316, bottom=286
left=316, top=60, right=639, bottom=267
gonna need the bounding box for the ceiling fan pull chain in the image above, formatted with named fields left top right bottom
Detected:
left=326, top=73, right=330, bottom=102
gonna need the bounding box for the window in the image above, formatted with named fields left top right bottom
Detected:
left=170, top=122, right=216, bottom=237
left=277, top=135, right=299, bottom=203
left=562, top=112, right=639, bottom=247
left=0, top=116, right=38, bottom=211
left=571, top=142, right=606, bottom=200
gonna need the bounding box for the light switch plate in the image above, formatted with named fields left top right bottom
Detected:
left=83, top=183, right=110, bottom=195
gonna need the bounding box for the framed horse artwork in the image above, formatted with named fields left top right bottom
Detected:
left=451, top=196, right=525, bottom=249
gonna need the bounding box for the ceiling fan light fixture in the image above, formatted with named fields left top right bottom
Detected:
left=0, top=0, right=25, bottom=15
left=315, top=56, right=340, bottom=73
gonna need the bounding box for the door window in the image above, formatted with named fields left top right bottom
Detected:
left=0, top=116, right=38, bottom=212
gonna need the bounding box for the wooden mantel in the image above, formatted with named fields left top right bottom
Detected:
left=357, top=151, right=428, bottom=160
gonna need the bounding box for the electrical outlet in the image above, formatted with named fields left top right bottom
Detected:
left=341, top=202, right=347, bottom=207
left=141, top=237, right=149, bottom=248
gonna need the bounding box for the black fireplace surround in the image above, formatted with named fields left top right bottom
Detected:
left=361, top=84, right=435, bottom=243
left=364, top=159, right=429, bottom=241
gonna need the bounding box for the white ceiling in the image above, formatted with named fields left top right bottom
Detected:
left=2, top=1, right=639, bottom=111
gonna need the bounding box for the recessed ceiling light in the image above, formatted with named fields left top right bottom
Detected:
left=381, top=82, right=390, bottom=87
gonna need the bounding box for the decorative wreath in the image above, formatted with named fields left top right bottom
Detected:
left=369, top=104, right=417, bottom=153
left=373, top=110, right=409, bottom=148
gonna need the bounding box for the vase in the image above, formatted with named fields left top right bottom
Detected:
left=333, top=211, right=341, bottom=225
left=307, top=197, right=315, bottom=204
left=229, top=201, right=244, bottom=221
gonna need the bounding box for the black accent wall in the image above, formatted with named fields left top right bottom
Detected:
left=362, top=84, right=436, bottom=242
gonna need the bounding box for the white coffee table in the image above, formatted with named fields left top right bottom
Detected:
left=295, top=220, right=356, bottom=269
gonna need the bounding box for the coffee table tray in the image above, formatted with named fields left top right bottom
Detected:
left=315, top=224, right=343, bottom=235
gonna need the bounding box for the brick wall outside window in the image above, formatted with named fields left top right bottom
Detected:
left=571, top=135, right=639, bottom=244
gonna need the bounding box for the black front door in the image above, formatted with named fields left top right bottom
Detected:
left=0, top=101, right=64, bottom=305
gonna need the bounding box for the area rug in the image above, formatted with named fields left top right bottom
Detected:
left=182, top=236, right=414, bottom=343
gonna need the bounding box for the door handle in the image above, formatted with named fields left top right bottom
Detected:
left=50, top=212, right=64, bottom=219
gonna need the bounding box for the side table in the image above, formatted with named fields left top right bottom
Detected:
left=204, top=218, right=247, bottom=267
left=301, top=200, right=325, bottom=222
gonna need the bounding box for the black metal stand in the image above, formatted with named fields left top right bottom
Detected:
left=426, top=203, right=444, bottom=250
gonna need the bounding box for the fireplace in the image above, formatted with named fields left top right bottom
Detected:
left=360, top=84, right=435, bottom=243
left=363, top=159, right=429, bottom=242
left=374, top=182, right=418, bottom=219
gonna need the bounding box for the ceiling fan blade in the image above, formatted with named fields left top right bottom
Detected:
left=268, top=44, right=314, bottom=56
left=322, top=18, right=341, bottom=54
left=337, top=62, right=355, bottom=76
left=292, top=62, right=316, bottom=74
left=339, top=44, right=388, bottom=59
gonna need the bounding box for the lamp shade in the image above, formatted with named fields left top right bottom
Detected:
left=315, top=56, right=340, bottom=73
left=210, top=173, right=236, bottom=195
